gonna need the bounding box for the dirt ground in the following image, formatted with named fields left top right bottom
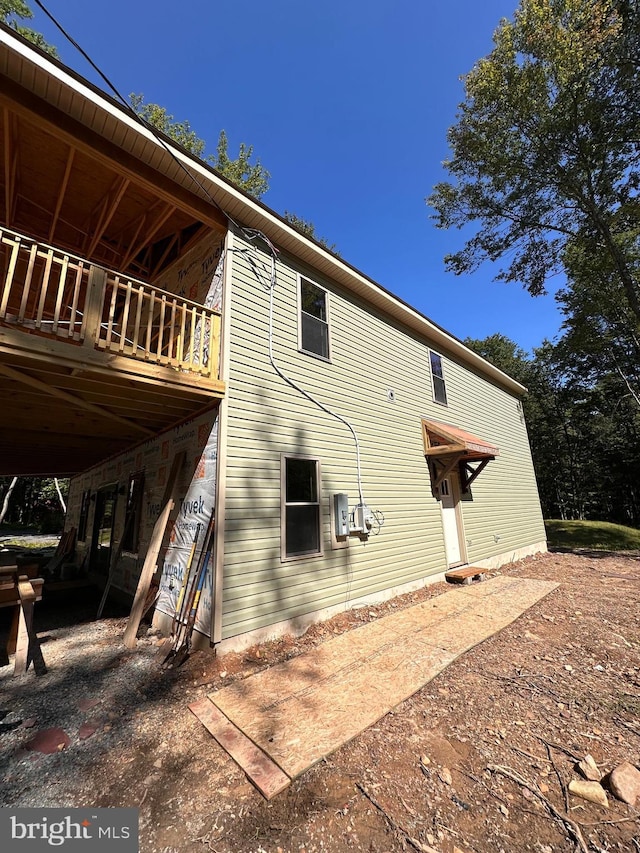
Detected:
left=1, top=549, right=640, bottom=853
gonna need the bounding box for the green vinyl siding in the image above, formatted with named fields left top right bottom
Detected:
left=221, top=232, right=545, bottom=639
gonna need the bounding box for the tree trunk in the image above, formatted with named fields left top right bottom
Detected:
left=54, top=478, right=67, bottom=514
left=0, top=477, right=18, bottom=525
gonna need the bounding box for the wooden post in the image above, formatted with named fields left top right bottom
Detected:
left=123, top=451, right=185, bottom=648
left=14, top=576, right=46, bottom=676
left=83, top=265, right=107, bottom=345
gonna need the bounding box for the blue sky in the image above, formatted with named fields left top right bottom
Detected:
left=30, top=0, right=563, bottom=353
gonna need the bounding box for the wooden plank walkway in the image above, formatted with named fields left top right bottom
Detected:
left=194, top=576, right=558, bottom=794
left=188, top=698, right=290, bottom=800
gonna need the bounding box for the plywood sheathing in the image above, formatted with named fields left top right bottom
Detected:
left=204, top=576, right=558, bottom=785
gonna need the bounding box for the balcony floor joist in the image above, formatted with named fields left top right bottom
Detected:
left=0, top=333, right=224, bottom=475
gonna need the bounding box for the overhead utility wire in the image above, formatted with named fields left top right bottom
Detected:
left=32, top=0, right=242, bottom=231
left=31, top=0, right=368, bottom=512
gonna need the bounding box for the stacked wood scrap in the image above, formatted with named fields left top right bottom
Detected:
left=44, top=527, right=76, bottom=580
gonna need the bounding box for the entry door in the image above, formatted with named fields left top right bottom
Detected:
left=440, top=477, right=464, bottom=567
left=91, top=485, right=118, bottom=574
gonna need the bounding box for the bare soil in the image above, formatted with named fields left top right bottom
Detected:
left=1, top=550, right=640, bottom=853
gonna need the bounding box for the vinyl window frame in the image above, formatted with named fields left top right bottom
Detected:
left=281, top=454, right=323, bottom=562
left=298, top=275, right=331, bottom=362
left=430, top=350, right=448, bottom=406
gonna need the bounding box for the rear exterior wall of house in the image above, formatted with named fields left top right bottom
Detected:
left=219, top=230, right=546, bottom=644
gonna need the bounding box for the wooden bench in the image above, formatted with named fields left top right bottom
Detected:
left=445, top=566, right=489, bottom=585
left=0, top=566, right=46, bottom=675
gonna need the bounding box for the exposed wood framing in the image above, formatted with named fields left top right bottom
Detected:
left=150, top=224, right=205, bottom=279
left=459, top=458, right=491, bottom=493
left=3, top=107, right=18, bottom=227
left=84, top=175, right=130, bottom=258
left=123, top=451, right=185, bottom=648
left=0, top=80, right=227, bottom=232
left=48, top=146, right=75, bottom=243
left=0, top=326, right=225, bottom=394
left=0, top=362, right=153, bottom=435
left=121, top=203, right=176, bottom=270
left=422, top=419, right=497, bottom=497
left=428, top=455, right=461, bottom=494
left=150, top=231, right=179, bottom=278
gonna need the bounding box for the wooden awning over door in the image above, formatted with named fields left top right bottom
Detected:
left=421, top=419, right=499, bottom=495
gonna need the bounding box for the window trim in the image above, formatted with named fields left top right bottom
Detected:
left=429, top=350, right=448, bottom=406
left=297, top=274, right=332, bottom=362
left=281, top=454, right=323, bottom=562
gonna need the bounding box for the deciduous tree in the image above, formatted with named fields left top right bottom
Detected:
left=283, top=210, right=338, bottom=253
left=130, top=96, right=270, bottom=200
left=428, top=0, right=640, bottom=327
left=0, top=0, right=57, bottom=55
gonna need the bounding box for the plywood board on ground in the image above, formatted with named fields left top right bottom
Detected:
left=203, top=576, right=559, bottom=789
left=188, top=697, right=290, bottom=799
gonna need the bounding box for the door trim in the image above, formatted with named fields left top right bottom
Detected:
left=440, top=474, right=467, bottom=568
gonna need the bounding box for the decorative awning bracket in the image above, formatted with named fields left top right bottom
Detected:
left=459, top=457, right=491, bottom=493
left=429, top=455, right=460, bottom=495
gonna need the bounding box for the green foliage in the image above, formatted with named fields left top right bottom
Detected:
left=465, top=333, right=640, bottom=525
left=464, top=333, right=531, bottom=385
left=544, top=518, right=640, bottom=550
left=428, top=0, right=640, bottom=325
left=0, top=0, right=58, bottom=56
left=129, top=94, right=206, bottom=158
left=438, top=2, right=640, bottom=529
left=0, top=476, right=68, bottom=532
left=214, top=130, right=270, bottom=200
left=283, top=210, right=338, bottom=253
left=130, top=96, right=270, bottom=199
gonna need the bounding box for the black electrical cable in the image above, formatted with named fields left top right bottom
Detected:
left=31, top=0, right=264, bottom=241
left=27, top=3, right=383, bottom=520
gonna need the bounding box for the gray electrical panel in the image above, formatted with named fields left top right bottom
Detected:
left=333, top=493, right=349, bottom=537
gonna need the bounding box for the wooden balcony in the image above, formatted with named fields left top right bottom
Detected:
left=0, top=228, right=226, bottom=475
left=0, top=227, right=223, bottom=384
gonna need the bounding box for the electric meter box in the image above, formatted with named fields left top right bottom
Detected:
left=333, top=493, right=349, bottom=537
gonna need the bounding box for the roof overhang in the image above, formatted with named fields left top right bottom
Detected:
left=0, top=24, right=526, bottom=398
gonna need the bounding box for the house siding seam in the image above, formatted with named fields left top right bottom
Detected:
left=221, top=233, right=546, bottom=640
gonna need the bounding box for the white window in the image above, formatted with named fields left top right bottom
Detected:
left=299, top=277, right=330, bottom=359
left=430, top=351, right=448, bottom=405
left=281, top=455, right=322, bottom=560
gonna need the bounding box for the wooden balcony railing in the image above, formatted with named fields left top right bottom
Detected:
left=0, top=228, right=221, bottom=380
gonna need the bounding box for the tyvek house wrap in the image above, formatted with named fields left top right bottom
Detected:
left=154, top=248, right=224, bottom=638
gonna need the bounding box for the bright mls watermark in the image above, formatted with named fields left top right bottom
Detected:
left=0, top=809, right=138, bottom=851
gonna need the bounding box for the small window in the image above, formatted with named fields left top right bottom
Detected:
left=121, top=472, right=145, bottom=553
left=430, top=351, right=448, bottom=405
left=282, top=456, right=322, bottom=559
left=299, top=277, right=330, bottom=359
left=78, top=489, right=91, bottom=542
